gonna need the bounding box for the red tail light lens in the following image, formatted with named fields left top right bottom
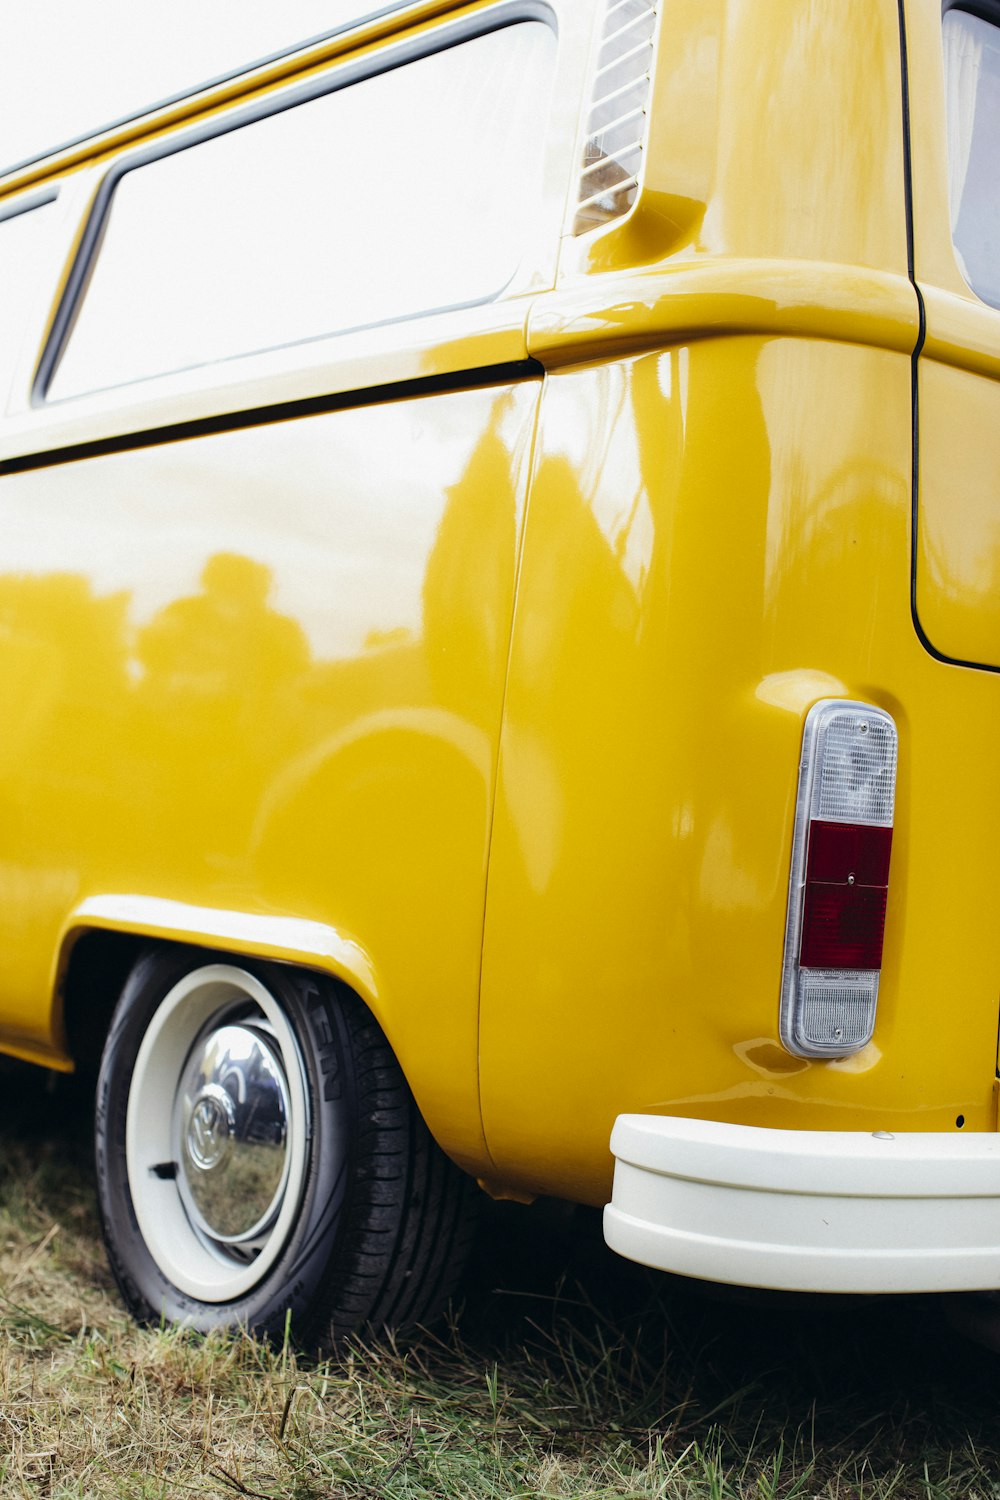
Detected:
left=779, top=703, right=898, bottom=1058
left=803, top=821, right=893, bottom=886
left=799, top=881, right=889, bottom=970
left=798, top=821, right=892, bottom=970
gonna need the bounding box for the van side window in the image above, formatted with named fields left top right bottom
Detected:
left=45, top=21, right=556, bottom=401
left=943, top=6, right=1000, bottom=309
left=0, top=193, right=58, bottom=410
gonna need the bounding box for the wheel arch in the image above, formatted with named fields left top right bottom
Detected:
left=58, top=896, right=384, bottom=1074
left=56, top=893, right=489, bottom=1176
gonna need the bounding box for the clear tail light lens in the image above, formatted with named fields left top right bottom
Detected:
left=779, top=701, right=898, bottom=1058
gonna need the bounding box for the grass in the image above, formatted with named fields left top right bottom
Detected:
left=0, top=1063, right=998, bottom=1498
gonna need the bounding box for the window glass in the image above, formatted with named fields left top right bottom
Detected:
left=0, top=196, right=58, bottom=411
left=943, top=8, right=1000, bottom=308
left=47, top=23, right=556, bottom=400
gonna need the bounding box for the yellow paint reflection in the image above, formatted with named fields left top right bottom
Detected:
left=0, top=380, right=541, bottom=1167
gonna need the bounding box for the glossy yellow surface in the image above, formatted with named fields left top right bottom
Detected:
left=916, top=356, right=1000, bottom=667
left=561, top=0, right=908, bottom=281
left=0, top=0, right=997, bottom=1208
left=0, top=0, right=596, bottom=1167
left=0, top=384, right=540, bottom=1170
left=479, top=337, right=999, bottom=1203
left=481, top=0, right=1000, bottom=1202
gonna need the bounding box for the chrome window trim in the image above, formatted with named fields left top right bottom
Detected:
left=0, top=187, right=58, bottom=226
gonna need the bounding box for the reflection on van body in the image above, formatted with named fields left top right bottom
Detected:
left=0, top=0, right=999, bottom=1344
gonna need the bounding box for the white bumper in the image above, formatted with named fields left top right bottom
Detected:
left=605, top=1114, right=1000, bottom=1294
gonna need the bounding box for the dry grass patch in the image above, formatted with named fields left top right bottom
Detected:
left=0, top=1064, right=998, bottom=1497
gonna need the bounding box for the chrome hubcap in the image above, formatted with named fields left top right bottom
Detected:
left=175, top=1021, right=291, bottom=1246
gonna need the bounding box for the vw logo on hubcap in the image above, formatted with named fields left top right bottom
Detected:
left=186, top=1084, right=236, bottom=1172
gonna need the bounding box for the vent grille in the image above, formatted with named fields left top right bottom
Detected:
left=574, top=0, right=657, bottom=235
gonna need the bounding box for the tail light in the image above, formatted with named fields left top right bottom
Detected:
left=779, top=700, right=898, bottom=1058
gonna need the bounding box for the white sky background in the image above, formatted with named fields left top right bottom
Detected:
left=0, top=0, right=378, bottom=169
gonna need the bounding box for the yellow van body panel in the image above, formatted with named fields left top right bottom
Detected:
left=476, top=0, right=964, bottom=1204
left=479, top=334, right=1000, bottom=1204
left=0, top=380, right=541, bottom=1171
left=0, top=0, right=599, bottom=1169
left=0, top=0, right=997, bottom=1222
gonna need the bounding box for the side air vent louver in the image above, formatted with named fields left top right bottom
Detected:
left=573, top=0, right=657, bottom=236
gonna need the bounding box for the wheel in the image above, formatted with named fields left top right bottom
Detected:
left=95, top=946, right=478, bottom=1346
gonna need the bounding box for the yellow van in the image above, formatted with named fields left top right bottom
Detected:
left=1, top=0, right=999, bottom=1344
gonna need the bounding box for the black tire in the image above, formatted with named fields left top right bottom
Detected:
left=95, top=945, right=478, bottom=1348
